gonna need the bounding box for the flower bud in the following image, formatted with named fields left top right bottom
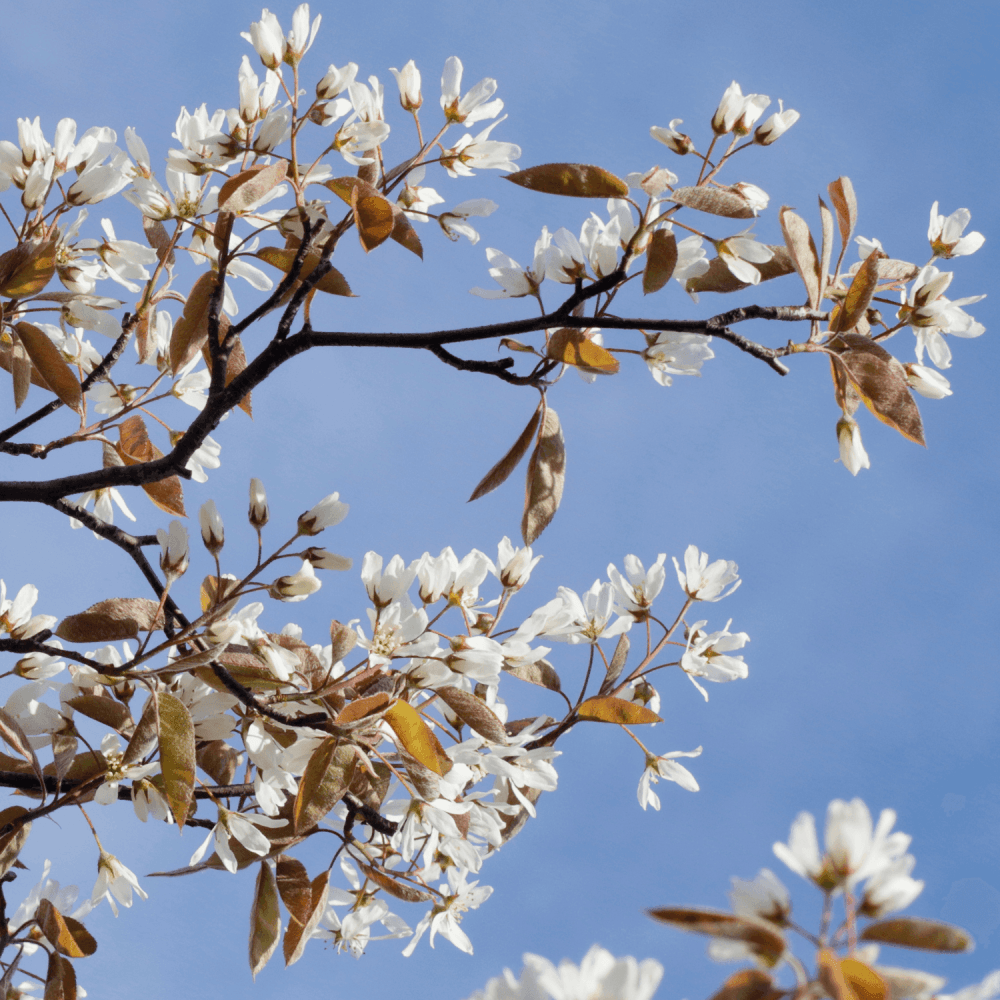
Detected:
left=198, top=499, right=225, bottom=555
left=390, top=60, right=423, bottom=112
left=242, top=9, right=286, bottom=70
left=903, top=363, right=952, bottom=399
left=248, top=477, right=269, bottom=528
left=302, top=547, right=352, bottom=570
left=157, top=520, right=190, bottom=581
left=268, top=560, right=322, bottom=602
left=836, top=417, right=870, bottom=476
left=650, top=119, right=695, bottom=155
left=297, top=491, right=348, bottom=536
left=754, top=101, right=800, bottom=145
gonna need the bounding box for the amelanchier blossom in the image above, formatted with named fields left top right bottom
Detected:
left=672, top=544, right=741, bottom=602
left=928, top=202, right=985, bottom=258
left=837, top=416, right=871, bottom=475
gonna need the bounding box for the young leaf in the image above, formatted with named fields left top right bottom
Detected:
left=828, top=176, right=858, bottom=256
left=686, top=247, right=795, bottom=294
left=504, top=163, right=629, bottom=198
left=778, top=207, right=820, bottom=308
left=546, top=329, right=619, bottom=375
left=36, top=899, right=98, bottom=958
left=384, top=700, right=452, bottom=776
left=196, top=740, right=240, bottom=786
left=600, top=634, right=630, bottom=693
left=0, top=707, right=45, bottom=795
left=469, top=404, right=542, bottom=502
left=818, top=197, right=834, bottom=298
left=435, top=687, right=508, bottom=744
left=829, top=333, right=925, bottom=445
left=390, top=206, right=423, bottom=258
left=668, top=186, right=756, bottom=219
left=504, top=659, right=562, bottom=692
left=157, top=691, right=196, bottom=829
left=293, top=738, right=356, bottom=833
left=10, top=334, right=30, bottom=409
left=818, top=948, right=853, bottom=1000
left=255, top=247, right=354, bottom=296
left=283, top=870, right=329, bottom=966
left=43, top=951, right=77, bottom=1000
left=840, top=958, right=887, bottom=1000
left=577, top=696, right=662, bottom=725
left=0, top=808, right=31, bottom=878
left=13, top=322, right=82, bottom=412
left=65, top=695, right=133, bottom=735
left=169, top=271, right=223, bottom=374
left=201, top=330, right=252, bottom=416
left=707, top=969, right=784, bottom=1000
left=0, top=240, right=57, bottom=298
left=860, top=916, right=974, bottom=952
left=351, top=185, right=395, bottom=253
left=359, top=863, right=432, bottom=902
left=117, top=415, right=187, bottom=517
left=521, top=404, right=566, bottom=545
left=56, top=597, right=165, bottom=643
left=217, top=161, right=288, bottom=214
left=275, top=855, right=313, bottom=925
left=643, top=229, right=678, bottom=293
left=248, top=861, right=280, bottom=979
left=830, top=249, right=884, bottom=333
left=142, top=217, right=175, bottom=266
left=122, top=695, right=159, bottom=767
left=647, top=907, right=786, bottom=965
left=335, top=691, right=391, bottom=724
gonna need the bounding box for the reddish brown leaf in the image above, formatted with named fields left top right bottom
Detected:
left=293, top=738, right=355, bottom=833
left=505, top=163, right=628, bottom=198
left=351, top=186, right=395, bottom=253
left=283, top=870, right=329, bottom=966
left=828, top=176, right=858, bottom=257
left=643, top=229, right=678, bottom=294
left=169, top=271, right=224, bottom=374
left=860, top=916, right=974, bottom=952
left=504, top=660, right=562, bottom=692
left=829, top=333, right=925, bottom=445
left=435, top=687, right=508, bottom=744
left=831, top=249, right=884, bottom=333
left=779, top=208, right=821, bottom=309
left=578, top=695, right=661, bottom=725
left=43, top=951, right=77, bottom=1000
left=218, top=162, right=288, bottom=214
left=359, top=863, right=432, bottom=902
left=36, top=899, right=97, bottom=958
left=669, top=186, right=756, bottom=219
left=57, top=597, right=165, bottom=642
left=248, top=861, right=280, bottom=978
left=647, top=907, right=786, bottom=965
left=546, top=329, right=619, bottom=375
left=470, top=405, right=542, bottom=502
left=255, top=247, right=353, bottom=296
left=0, top=240, right=57, bottom=298
left=521, top=404, right=565, bottom=545
left=384, top=700, right=452, bottom=776
left=13, top=322, right=82, bottom=412
left=157, top=692, right=196, bottom=829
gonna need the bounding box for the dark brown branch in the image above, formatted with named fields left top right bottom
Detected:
left=0, top=303, right=826, bottom=505
left=0, top=636, right=95, bottom=668
left=0, top=319, right=135, bottom=449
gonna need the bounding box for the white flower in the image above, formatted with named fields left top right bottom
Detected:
left=638, top=747, right=702, bottom=810
left=442, top=117, right=520, bottom=178
left=728, top=868, right=791, bottom=924
left=681, top=620, right=749, bottom=700
left=717, top=229, right=774, bottom=285
left=773, top=798, right=911, bottom=892
left=402, top=867, right=493, bottom=956
left=903, top=363, right=952, bottom=399
left=95, top=733, right=158, bottom=805
left=91, top=850, right=148, bottom=916
left=859, top=853, right=924, bottom=917
left=249, top=477, right=269, bottom=527
left=643, top=331, right=714, bottom=386
left=470, top=245, right=542, bottom=300
left=542, top=581, right=633, bottom=645
left=189, top=808, right=287, bottom=873
left=672, top=544, right=741, bottom=601
left=440, top=56, right=503, bottom=125
left=928, top=202, right=985, bottom=258
left=837, top=417, right=870, bottom=475
left=514, top=945, right=664, bottom=1000
left=439, top=198, right=497, bottom=243
left=607, top=554, right=667, bottom=621
left=361, top=551, right=417, bottom=608
left=185, top=433, right=222, bottom=484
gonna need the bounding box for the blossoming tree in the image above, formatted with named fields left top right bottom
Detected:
left=0, top=5, right=990, bottom=998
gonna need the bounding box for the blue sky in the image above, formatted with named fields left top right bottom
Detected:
left=1, top=1, right=998, bottom=998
